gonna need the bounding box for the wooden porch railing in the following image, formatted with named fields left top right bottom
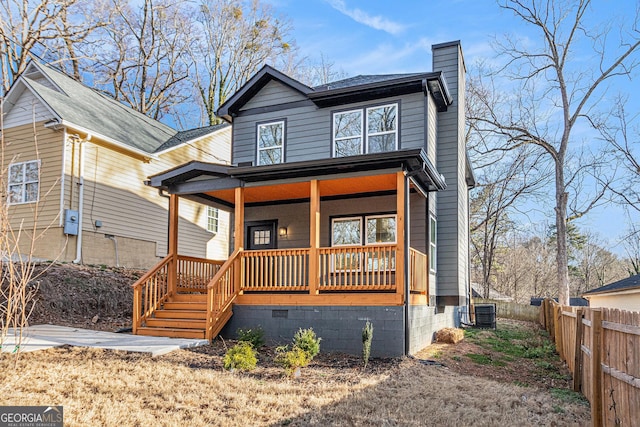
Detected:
left=205, top=249, right=241, bottom=340
left=176, top=255, right=224, bottom=293
left=317, top=244, right=397, bottom=291
left=241, top=249, right=310, bottom=291
left=409, top=248, right=428, bottom=295
left=132, top=254, right=172, bottom=334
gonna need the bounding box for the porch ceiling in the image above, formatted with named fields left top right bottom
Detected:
left=204, top=173, right=399, bottom=205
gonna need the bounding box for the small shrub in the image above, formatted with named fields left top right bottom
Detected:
left=223, top=342, right=257, bottom=372
left=237, top=326, right=265, bottom=349
left=293, top=328, right=321, bottom=360
left=275, top=345, right=309, bottom=376
left=362, top=321, right=373, bottom=369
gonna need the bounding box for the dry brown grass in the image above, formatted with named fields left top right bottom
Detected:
left=1, top=339, right=590, bottom=426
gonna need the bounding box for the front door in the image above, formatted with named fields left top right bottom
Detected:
left=246, top=221, right=277, bottom=250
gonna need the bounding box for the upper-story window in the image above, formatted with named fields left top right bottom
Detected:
left=8, top=160, right=40, bottom=205
left=257, top=120, right=284, bottom=165
left=333, top=103, right=398, bottom=157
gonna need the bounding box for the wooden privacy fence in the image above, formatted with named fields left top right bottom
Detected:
left=540, top=299, right=640, bottom=426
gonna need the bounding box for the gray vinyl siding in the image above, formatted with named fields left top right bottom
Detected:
left=240, top=80, right=308, bottom=110
left=409, top=192, right=427, bottom=253
left=427, top=95, right=437, bottom=164
left=232, top=93, right=425, bottom=165
left=433, top=42, right=467, bottom=300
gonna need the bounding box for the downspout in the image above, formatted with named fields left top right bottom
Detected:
left=106, top=235, right=119, bottom=267
left=403, top=173, right=411, bottom=356
left=73, top=134, right=90, bottom=264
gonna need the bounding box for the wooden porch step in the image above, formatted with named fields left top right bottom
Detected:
left=154, top=309, right=206, bottom=320
left=169, top=293, right=207, bottom=303
left=145, top=318, right=206, bottom=329
left=162, top=301, right=207, bottom=311
left=136, top=326, right=205, bottom=339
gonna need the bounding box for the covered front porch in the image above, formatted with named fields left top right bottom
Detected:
left=132, top=150, right=441, bottom=340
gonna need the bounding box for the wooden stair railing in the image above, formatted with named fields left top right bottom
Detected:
left=132, top=254, right=172, bottom=334
left=205, top=249, right=241, bottom=340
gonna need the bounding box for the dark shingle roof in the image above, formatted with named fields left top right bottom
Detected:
left=313, top=73, right=425, bottom=91
left=583, top=275, right=640, bottom=296
left=155, top=123, right=229, bottom=153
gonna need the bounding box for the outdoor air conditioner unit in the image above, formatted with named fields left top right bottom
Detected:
left=475, top=304, right=497, bottom=329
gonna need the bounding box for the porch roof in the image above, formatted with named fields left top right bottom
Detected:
left=147, top=149, right=445, bottom=207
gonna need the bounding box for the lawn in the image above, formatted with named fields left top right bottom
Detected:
left=0, top=319, right=590, bottom=426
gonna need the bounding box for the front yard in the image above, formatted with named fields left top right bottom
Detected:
left=1, top=319, right=590, bottom=426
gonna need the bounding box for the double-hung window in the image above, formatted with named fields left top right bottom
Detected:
left=207, top=206, right=219, bottom=234
left=8, top=160, right=40, bottom=205
left=333, top=103, right=398, bottom=157
left=331, top=214, right=397, bottom=271
left=257, top=120, right=284, bottom=165
left=367, top=104, right=397, bottom=153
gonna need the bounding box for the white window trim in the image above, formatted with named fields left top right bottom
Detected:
left=8, top=160, right=40, bottom=205
left=331, top=216, right=363, bottom=246
left=257, top=120, right=284, bottom=166
left=332, top=109, right=363, bottom=157
left=365, top=214, right=397, bottom=245
left=429, top=214, right=437, bottom=273
left=207, top=206, right=219, bottom=234
left=366, top=103, right=398, bottom=153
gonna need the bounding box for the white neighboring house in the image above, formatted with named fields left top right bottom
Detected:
left=582, top=275, right=640, bottom=312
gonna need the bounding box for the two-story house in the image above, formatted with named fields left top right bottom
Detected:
left=133, top=41, right=475, bottom=357
left=1, top=61, right=231, bottom=268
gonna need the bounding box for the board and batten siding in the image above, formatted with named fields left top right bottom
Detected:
left=3, top=89, right=56, bottom=129
left=3, top=122, right=63, bottom=229
left=433, top=42, right=469, bottom=302
left=232, top=91, right=426, bottom=165
left=240, top=80, right=308, bottom=111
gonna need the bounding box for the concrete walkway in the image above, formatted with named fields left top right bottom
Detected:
left=2, top=325, right=208, bottom=357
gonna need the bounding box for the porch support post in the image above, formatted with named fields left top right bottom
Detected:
left=309, top=179, right=320, bottom=295
left=396, top=171, right=406, bottom=301
left=168, top=194, right=179, bottom=296
left=234, top=187, right=245, bottom=293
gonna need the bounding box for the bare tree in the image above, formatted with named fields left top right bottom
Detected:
left=470, top=0, right=640, bottom=305
left=188, top=0, right=294, bottom=125
left=0, top=0, right=100, bottom=92
left=85, top=0, right=191, bottom=121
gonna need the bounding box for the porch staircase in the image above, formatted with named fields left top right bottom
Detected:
left=136, top=293, right=231, bottom=339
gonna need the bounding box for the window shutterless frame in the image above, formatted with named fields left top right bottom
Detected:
left=256, top=119, right=285, bottom=165
left=8, top=160, right=40, bottom=205
left=332, top=109, right=363, bottom=157
left=366, top=103, right=398, bottom=154
left=429, top=214, right=437, bottom=273
left=207, top=206, right=219, bottom=234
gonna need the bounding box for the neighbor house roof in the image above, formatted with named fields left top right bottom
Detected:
left=4, top=61, right=226, bottom=157
left=217, top=65, right=452, bottom=122
left=582, top=275, right=640, bottom=297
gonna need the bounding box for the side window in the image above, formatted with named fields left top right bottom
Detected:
left=257, top=120, right=284, bottom=165
left=429, top=215, right=437, bottom=273
left=8, top=160, right=40, bottom=205
left=333, top=110, right=363, bottom=157
left=207, top=206, right=219, bottom=234
left=367, top=104, right=397, bottom=153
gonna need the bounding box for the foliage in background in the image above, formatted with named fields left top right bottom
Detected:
left=237, top=325, right=265, bottom=349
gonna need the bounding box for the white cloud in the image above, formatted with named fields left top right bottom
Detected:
left=325, top=0, right=406, bottom=35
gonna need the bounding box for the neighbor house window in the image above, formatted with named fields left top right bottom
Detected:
left=8, top=160, right=40, bottom=205
left=332, top=103, right=398, bottom=157
left=429, top=215, right=437, bottom=272
left=207, top=206, right=219, bottom=234
left=367, top=104, right=397, bottom=153
left=333, top=110, right=363, bottom=157
left=257, top=120, right=284, bottom=165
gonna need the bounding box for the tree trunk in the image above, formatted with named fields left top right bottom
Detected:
left=555, top=163, right=570, bottom=306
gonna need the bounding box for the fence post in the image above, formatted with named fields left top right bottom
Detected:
left=573, top=307, right=584, bottom=392
left=591, top=308, right=603, bottom=427
left=554, top=304, right=563, bottom=358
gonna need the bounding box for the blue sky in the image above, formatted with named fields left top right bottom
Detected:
left=273, top=0, right=639, bottom=254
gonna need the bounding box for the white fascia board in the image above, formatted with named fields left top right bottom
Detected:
left=60, top=120, right=158, bottom=161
